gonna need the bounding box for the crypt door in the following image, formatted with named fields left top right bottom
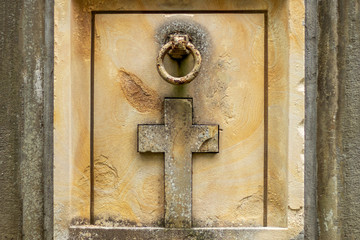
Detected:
left=54, top=1, right=304, bottom=239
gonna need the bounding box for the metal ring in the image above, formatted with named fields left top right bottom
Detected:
left=156, top=41, right=202, bottom=85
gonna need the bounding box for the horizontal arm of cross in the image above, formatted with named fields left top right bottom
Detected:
left=190, top=125, right=219, bottom=153
left=138, top=125, right=168, bottom=153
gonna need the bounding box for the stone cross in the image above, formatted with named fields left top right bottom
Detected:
left=138, top=98, right=219, bottom=228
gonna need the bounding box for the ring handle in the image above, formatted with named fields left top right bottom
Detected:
left=156, top=39, right=202, bottom=85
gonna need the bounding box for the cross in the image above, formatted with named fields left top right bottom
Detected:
left=138, top=98, right=219, bottom=228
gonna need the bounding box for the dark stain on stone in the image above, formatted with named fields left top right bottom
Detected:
left=155, top=19, right=212, bottom=64
left=118, top=68, right=162, bottom=113
left=93, top=215, right=164, bottom=228
left=71, top=217, right=90, bottom=226
left=69, top=227, right=257, bottom=240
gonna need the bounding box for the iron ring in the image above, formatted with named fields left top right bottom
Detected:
left=156, top=41, right=202, bottom=85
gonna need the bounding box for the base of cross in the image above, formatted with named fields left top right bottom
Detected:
left=138, top=98, right=219, bottom=228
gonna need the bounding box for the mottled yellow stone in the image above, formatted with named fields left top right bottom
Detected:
left=54, top=0, right=304, bottom=239
left=93, top=12, right=265, bottom=227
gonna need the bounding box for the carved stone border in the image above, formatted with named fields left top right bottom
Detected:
left=69, top=226, right=287, bottom=240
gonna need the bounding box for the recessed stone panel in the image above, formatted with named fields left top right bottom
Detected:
left=93, top=13, right=264, bottom=227
left=54, top=1, right=304, bottom=239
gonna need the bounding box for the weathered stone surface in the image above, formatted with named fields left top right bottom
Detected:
left=0, top=0, right=23, bottom=238
left=309, top=1, right=360, bottom=239
left=304, top=0, right=318, bottom=239
left=336, top=1, right=360, bottom=239
left=92, top=12, right=266, bottom=228
left=54, top=0, right=304, bottom=239
left=316, top=1, right=340, bottom=238
left=4, top=0, right=360, bottom=239
left=69, top=226, right=288, bottom=240
left=138, top=98, right=218, bottom=228
left=0, top=0, right=54, bottom=239
left=20, top=0, right=54, bottom=238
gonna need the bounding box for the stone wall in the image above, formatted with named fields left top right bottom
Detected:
left=0, top=0, right=360, bottom=239
left=306, top=0, right=360, bottom=239
left=336, top=1, right=360, bottom=239
left=0, top=0, right=54, bottom=239
left=304, top=0, right=318, bottom=238
left=0, top=0, right=23, bottom=238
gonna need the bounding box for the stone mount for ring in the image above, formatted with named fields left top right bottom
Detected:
left=167, top=34, right=191, bottom=60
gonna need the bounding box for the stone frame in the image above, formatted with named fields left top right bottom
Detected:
left=5, top=0, right=360, bottom=239
left=53, top=1, right=304, bottom=239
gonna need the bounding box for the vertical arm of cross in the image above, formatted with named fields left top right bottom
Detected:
left=163, top=98, right=193, bottom=228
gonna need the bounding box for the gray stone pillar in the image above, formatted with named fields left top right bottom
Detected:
left=305, top=0, right=318, bottom=239
left=0, top=0, right=54, bottom=239
left=336, top=1, right=360, bottom=239
left=306, top=0, right=360, bottom=239
left=0, top=0, right=23, bottom=238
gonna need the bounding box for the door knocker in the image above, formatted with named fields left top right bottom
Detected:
left=156, top=34, right=202, bottom=85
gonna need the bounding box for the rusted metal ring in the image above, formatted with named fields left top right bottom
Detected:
left=156, top=41, right=202, bottom=85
